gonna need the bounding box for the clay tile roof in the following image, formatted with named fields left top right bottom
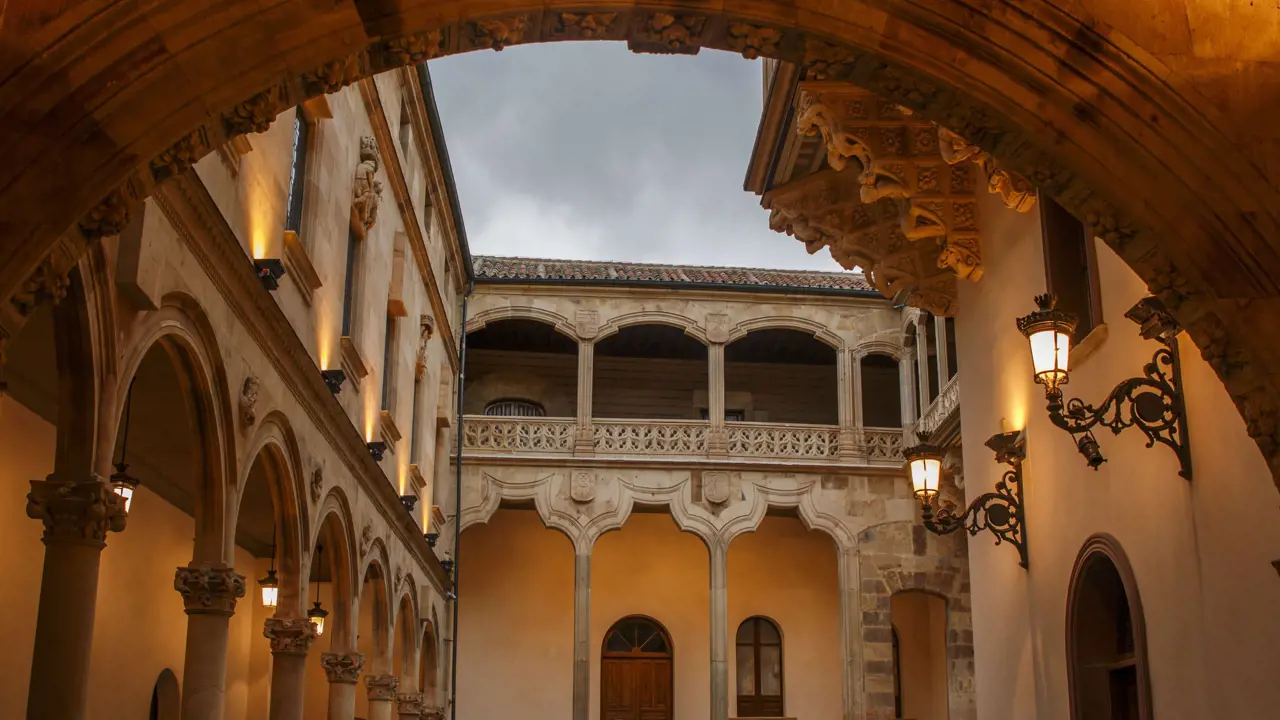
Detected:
left=472, top=256, right=876, bottom=296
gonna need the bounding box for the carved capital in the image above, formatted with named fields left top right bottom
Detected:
left=26, top=475, right=128, bottom=548
left=422, top=707, right=446, bottom=720
left=366, top=673, right=399, bottom=701
left=396, top=692, right=426, bottom=715
left=174, top=563, right=246, bottom=616
left=322, top=652, right=365, bottom=684
left=263, top=617, right=320, bottom=656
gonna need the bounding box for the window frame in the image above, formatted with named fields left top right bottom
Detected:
left=483, top=399, right=547, bottom=418
left=735, top=616, right=784, bottom=717
left=1039, top=193, right=1104, bottom=344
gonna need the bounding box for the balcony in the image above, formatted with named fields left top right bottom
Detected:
left=916, top=372, right=960, bottom=438
left=460, top=415, right=904, bottom=466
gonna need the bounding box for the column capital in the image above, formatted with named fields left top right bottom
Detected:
left=174, top=563, right=246, bottom=616
left=321, top=651, right=365, bottom=684
left=396, top=692, right=426, bottom=715
left=366, top=673, right=399, bottom=701
left=263, top=617, right=319, bottom=655
left=422, top=707, right=446, bottom=720
left=26, top=475, right=127, bottom=548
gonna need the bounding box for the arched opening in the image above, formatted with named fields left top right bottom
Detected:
left=303, top=510, right=356, bottom=718
left=464, top=318, right=578, bottom=418
left=393, top=592, right=418, bottom=698
left=594, top=323, right=707, bottom=420
left=735, top=616, right=783, bottom=717
left=601, top=615, right=674, bottom=720
left=890, top=591, right=948, bottom=720
left=420, top=620, right=440, bottom=706
left=356, top=557, right=393, bottom=717
left=724, top=328, right=836, bottom=424
left=148, top=668, right=180, bottom=720
left=860, top=353, right=903, bottom=429
left=1067, top=535, right=1152, bottom=720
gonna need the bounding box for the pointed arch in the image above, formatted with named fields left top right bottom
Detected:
left=313, top=486, right=359, bottom=650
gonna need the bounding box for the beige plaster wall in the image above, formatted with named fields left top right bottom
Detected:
left=891, top=592, right=948, bottom=720
left=591, top=511, right=711, bottom=720
left=957, top=191, right=1280, bottom=719
left=727, top=515, right=842, bottom=720
left=456, top=509, right=575, bottom=718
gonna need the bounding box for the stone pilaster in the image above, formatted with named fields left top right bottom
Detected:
left=934, top=314, right=951, bottom=385
left=900, top=353, right=918, bottom=441
left=838, top=349, right=859, bottom=459
left=837, top=547, right=865, bottom=720
left=708, top=343, right=727, bottom=456
left=573, top=549, right=591, bottom=720
left=175, top=563, right=247, bottom=720
left=915, top=320, right=930, bottom=418
left=24, top=475, right=128, bottom=720
left=264, top=618, right=320, bottom=720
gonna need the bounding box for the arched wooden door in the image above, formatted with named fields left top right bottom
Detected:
left=601, top=616, right=673, bottom=720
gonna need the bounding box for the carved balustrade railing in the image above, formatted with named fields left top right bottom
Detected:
left=593, top=419, right=710, bottom=456
left=461, top=416, right=576, bottom=454
left=727, top=422, right=840, bottom=460
left=863, top=427, right=906, bottom=462
left=916, top=373, right=960, bottom=436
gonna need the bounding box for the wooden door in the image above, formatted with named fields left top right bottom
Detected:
left=602, top=617, right=674, bottom=720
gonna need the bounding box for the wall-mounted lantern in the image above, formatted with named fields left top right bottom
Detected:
left=254, top=258, right=287, bottom=291
left=400, top=495, right=418, bottom=514
left=424, top=531, right=439, bottom=548
left=321, top=368, right=347, bottom=395
left=367, top=441, right=388, bottom=462
left=904, top=430, right=1028, bottom=568
left=1017, top=294, right=1191, bottom=478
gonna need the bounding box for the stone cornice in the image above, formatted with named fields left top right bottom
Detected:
left=357, top=76, right=460, bottom=375
left=455, top=452, right=907, bottom=477
left=153, top=171, right=450, bottom=594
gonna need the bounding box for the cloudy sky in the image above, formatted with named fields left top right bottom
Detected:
left=428, top=43, right=844, bottom=272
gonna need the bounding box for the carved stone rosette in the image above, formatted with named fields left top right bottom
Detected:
left=174, top=563, right=247, bottom=616
left=26, top=475, right=128, bottom=548
left=366, top=673, right=399, bottom=701
left=396, top=692, right=426, bottom=716
left=263, top=617, right=320, bottom=656
left=321, top=652, right=365, bottom=684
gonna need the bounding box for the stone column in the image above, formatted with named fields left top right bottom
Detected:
left=708, top=343, right=727, bottom=456
left=837, top=547, right=865, bottom=720
left=396, top=692, right=426, bottom=720
left=432, top=427, right=451, bottom=516
left=838, top=349, right=859, bottom=459
left=934, top=314, right=951, bottom=386
left=366, top=674, right=399, bottom=720
left=915, top=320, right=930, bottom=418
left=24, top=475, right=127, bottom=720
left=575, top=340, right=595, bottom=455
left=573, top=546, right=592, bottom=720
left=174, top=563, right=248, bottom=720
left=899, top=353, right=918, bottom=441
left=322, top=652, right=365, bottom=720
left=264, top=618, right=320, bottom=720
left=709, top=537, right=729, bottom=720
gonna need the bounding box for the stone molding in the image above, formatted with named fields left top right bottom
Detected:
left=366, top=673, right=399, bottom=701
left=321, top=652, right=365, bottom=684
left=25, top=475, right=128, bottom=548
left=174, top=563, right=247, bottom=616
left=263, top=617, right=320, bottom=655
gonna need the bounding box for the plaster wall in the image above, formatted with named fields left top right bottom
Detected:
left=727, top=515, right=842, bottom=720
left=957, top=191, right=1280, bottom=719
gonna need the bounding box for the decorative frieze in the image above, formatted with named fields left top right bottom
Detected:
left=263, top=617, right=320, bottom=656
left=366, top=673, right=400, bottom=701
left=223, top=86, right=283, bottom=137
left=302, top=53, right=368, bottom=97
left=151, top=127, right=210, bottom=184
left=174, top=563, right=247, bottom=616
left=321, top=652, right=365, bottom=684
left=468, top=17, right=529, bottom=51
left=629, top=12, right=706, bottom=55
left=552, top=12, right=618, bottom=40
left=26, top=475, right=128, bottom=548
left=725, top=22, right=783, bottom=60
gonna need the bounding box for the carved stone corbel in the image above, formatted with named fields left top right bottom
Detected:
left=937, top=127, right=1036, bottom=213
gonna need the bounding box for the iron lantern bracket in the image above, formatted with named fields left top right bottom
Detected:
left=1043, top=297, right=1192, bottom=479
left=922, top=431, right=1028, bottom=569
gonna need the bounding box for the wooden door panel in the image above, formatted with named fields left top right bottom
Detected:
left=603, top=660, right=635, bottom=720
left=602, top=659, right=671, bottom=720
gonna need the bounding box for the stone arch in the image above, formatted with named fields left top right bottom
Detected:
left=392, top=582, right=421, bottom=690
left=725, top=316, right=843, bottom=350
left=419, top=616, right=440, bottom=704
left=111, top=294, right=234, bottom=563
left=852, top=340, right=903, bottom=361
left=466, top=305, right=578, bottom=341
left=234, top=412, right=309, bottom=616
left=595, top=310, right=709, bottom=345
left=312, top=487, right=359, bottom=649
left=359, top=536, right=396, bottom=672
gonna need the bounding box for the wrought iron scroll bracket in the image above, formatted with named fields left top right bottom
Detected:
left=1043, top=297, right=1192, bottom=479
left=922, top=430, right=1028, bottom=569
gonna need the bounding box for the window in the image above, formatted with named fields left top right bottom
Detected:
left=483, top=399, right=545, bottom=417
left=284, top=108, right=311, bottom=234
left=399, top=98, right=413, bottom=159
left=699, top=408, right=745, bottom=422
left=381, top=314, right=399, bottom=412
left=1067, top=535, right=1152, bottom=720
left=1040, top=195, right=1103, bottom=343
left=860, top=353, right=903, bottom=428
left=923, top=317, right=940, bottom=402
left=944, top=317, right=958, bottom=378
left=340, top=228, right=361, bottom=338
left=736, top=617, right=783, bottom=717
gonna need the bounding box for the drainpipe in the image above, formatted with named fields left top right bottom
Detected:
left=449, top=280, right=473, bottom=719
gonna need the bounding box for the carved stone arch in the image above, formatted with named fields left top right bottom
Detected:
left=725, top=316, right=844, bottom=350
left=595, top=310, right=710, bottom=345
left=234, top=411, right=309, bottom=615
left=359, top=536, right=396, bottom=672
left=392, top=577, right=421, bottom=690
left=852, top=339, right=904, bottom=362
left=539, top=470, right=635, bottom=554
left=312, top=486, right=359, bottom=649
left=465, top=305, right=579, bottom=341
left=112, top=293, right=234, bottom=564
left=456, top=470, right=502, bottom=535
left=420, top=611, right=441, bottom=703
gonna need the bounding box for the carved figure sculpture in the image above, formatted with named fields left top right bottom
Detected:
left=351, top=137, right=383, bottom=236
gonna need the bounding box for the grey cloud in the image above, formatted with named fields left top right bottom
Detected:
left=429, top=43, right=844, bottom=271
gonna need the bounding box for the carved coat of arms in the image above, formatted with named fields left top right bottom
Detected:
left=570, top=470, right=595, bottom=504
left=703, top=471, right=730, bottom=505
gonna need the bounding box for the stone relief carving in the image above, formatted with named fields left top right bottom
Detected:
left=416, top=314, right=435, bottom=379
left=222, top=86, right=282, bottom=137
left=470, top=17, right=528, bottom=51
left=263, top=617, right=319, bottom=655
left=554, top=12, right=617, bottom=39
left=382, top=30, right=447, bottom=68
left=360, top=519, right=375, bottom=557
left=239, top=376, right=259, bottom=430
left=11, top=253, right=72, bottom=318
left=725, top=22, right=783, bottom=60
left=310, top=466, right=324, bottom=504
left=78, top=189, right=132, bottom=241
left=365, top=673, right=399, bottom=700
left=703, top=471, right=731, bottom=505
left=705, top=313, right=730, bottom=344
left=174, top=563, right=247, bottom=615
left=802, top=38, right=859, bottom=81
left=630, top=12, right=705, bottom=55
left=570, top=470, right=596, bottom=504
left=321, top=652, right=365, bottom=684
left=575, top=309, right=599, bottom=339
left=151, top=127, right=210, bottom=184
left=26, top=475, right=128, bottom=547
left=302, top=53, right=366, bottom=97
left=351, top=137, right=383, bottom=236
left=937, top=127, right=1035, bottom=213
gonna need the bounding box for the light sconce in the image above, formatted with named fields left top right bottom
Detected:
left=110, top=378, right=140, bottom=512
left=254, top=258, right=287, bottom=291
left=321, top=369, right=347, bottom=395
left=259, top=526, right=279, bottom=610
left=424, top=531, right=439, bottom=548
left=308, top=544, right=329, bottom=635
left=367, top=441, right=387, bottom=462
left=439, top=553, right=455, bottom=576
left=1017, top=294, right=1191, bottom=478
left=400, top=495, right=418, bottom=514
left=904, top=430, right=1028, bottom=568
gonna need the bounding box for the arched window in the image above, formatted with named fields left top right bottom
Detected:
left=1068, top=535, right=1152, bottom=720
left=602, top=616, right=673, bottom=720
left=149, top=669, right=179, bottom=720
left=483, top=399, right=546, bottom=417
left=735, top=616, right=783, bottom=717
